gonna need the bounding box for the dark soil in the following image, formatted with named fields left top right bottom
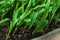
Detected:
left=0, top=21, right=60, bottom=40
left=0, top=24, right=8, bottom=40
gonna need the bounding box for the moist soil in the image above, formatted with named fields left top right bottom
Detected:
left=0, top=21, right=60, bottom=40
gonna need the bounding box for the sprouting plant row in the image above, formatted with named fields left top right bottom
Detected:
left=0, top=0, right=60, bottom=39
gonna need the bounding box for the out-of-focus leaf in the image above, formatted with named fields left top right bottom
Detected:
left=0, top=18, right=9, bottom=24
left=33, top=19, right=48, bottom=34
left=50, top=0, right=60, bottom=22
left=28, top=8, right=45, bottom=29
left=42, top=0, right=51, bottom=19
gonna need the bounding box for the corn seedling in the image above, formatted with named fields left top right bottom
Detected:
left=0, top=0, right=60, bottom=39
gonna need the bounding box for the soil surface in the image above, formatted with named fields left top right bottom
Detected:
left=0, top=21, right=60, bottom=40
